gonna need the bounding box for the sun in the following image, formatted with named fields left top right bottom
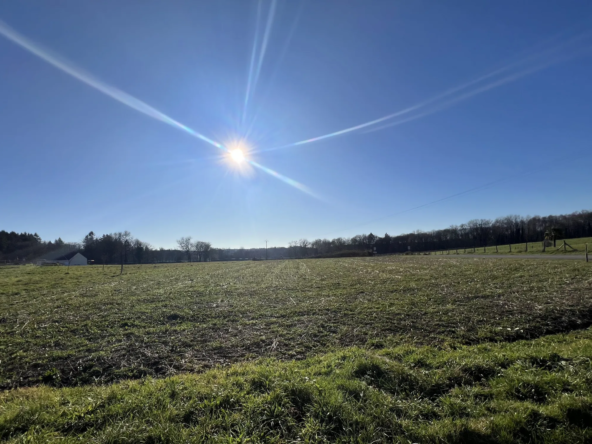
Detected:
left=224, top=139, right=253, bottom=172
left=230, top=148, right=245, bottom=163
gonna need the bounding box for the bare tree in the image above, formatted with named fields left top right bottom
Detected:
left=192, top=241, right=200, bottom=262
left=115, top=231, right=132, bottom=274
left=132, top=239, right=148, bottom=264
left=193, top=241, right=212, bottom=262
left=177, top=236, right=193, bottom=262
left=202, top=242, right=211, bottom=262
left=288, top=241, right=299, bottom=258
left=298, top=239, right=310, bottom=257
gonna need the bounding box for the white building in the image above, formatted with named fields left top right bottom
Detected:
left=37, top=249, right=88, bottom=266
left=53, top=251, right=87, bottom=266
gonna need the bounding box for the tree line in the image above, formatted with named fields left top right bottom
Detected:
left=176, top=237, right=212, bottom=262
left=287, top=209, right=592, bottom=257
left=0, top=231, right=77, bottom=261
left=82, top=231, right=153, bottom=265
left=2, top=208, right=591, bottom=262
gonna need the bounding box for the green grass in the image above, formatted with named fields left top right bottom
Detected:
left=1, top=257, right=591, bottom=389
left=2, top=328, right=592, bottom=443
left=441, top=236, right=592, bottom=255
left=2, top=257, right=592, bottom=442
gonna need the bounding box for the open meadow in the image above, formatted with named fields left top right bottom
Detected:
left=1, top=256, right=592, bottom=442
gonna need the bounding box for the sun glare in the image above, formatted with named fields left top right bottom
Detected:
left=224, top=139, right=254, bottom=173
left=230, top=148, right=245, bottom=163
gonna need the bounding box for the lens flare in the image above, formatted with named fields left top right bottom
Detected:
left=253, top=0, right=277, bottom=97
left=243, top=0, right=263, bottom=126
left=0, top=20, right=318, bottom=198
left=242, top=0, right=277, bottom=129
left=0, top=20, right=229, bottom=154
left=248, top=160, right=318, bottom=199
left=224, top=139, right=251, bottom=168
left=230, top=149, right=245, bottom=163
left=262, top=30, right=590, bottom=152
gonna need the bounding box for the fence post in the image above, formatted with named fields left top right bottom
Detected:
left=464, top=248, right=466, bottom=253
left=496, top=245, right=498, bottom=253
left=473, top=246, right=476, bottom=253
left=525, top=242, right=528, bottom=252
left=563, top=242, right=566, bottom=252
left=509, top=244, right=512, bottom=252
left=484, top=246, right=486, bottom=253
left=586, top=244, right=589, bottom=263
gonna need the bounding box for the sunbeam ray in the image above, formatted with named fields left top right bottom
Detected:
left=0, top=19, right=319, bottom=198
left=243, top=0, right=277, bottom=134
left=262, top=30, right=591, bottom=152
left=252, top=0, right=277, bottom=97
left=363, top=49, right=590, bottom=134
left=242, top=0, right=263, bottom=128
left=248, top=159, right=319, bottom=199
left=0, top=20, right=228, bottom=153
left=245, top=1, right=304, bottom=140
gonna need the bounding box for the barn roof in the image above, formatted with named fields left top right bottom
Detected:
left=37, top=248, right=84, bottom=261
left=54, top=251, right=83, bottom=261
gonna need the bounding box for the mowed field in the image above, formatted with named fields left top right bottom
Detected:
left=2, top=257, right=592, bottom=389
left=2, top=257, right=592, bottom=443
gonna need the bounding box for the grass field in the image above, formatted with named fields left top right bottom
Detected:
left=439, top=236, right=592, bottom=255
left=2, top=329, right=592, bottom=442
left=1, top=257, right=592, bottom=442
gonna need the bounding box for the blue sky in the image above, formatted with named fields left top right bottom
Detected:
left=1, top=1, right=591, bottom=249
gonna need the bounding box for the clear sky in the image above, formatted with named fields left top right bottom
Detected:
left=1, top=1, right=591, bottom=249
